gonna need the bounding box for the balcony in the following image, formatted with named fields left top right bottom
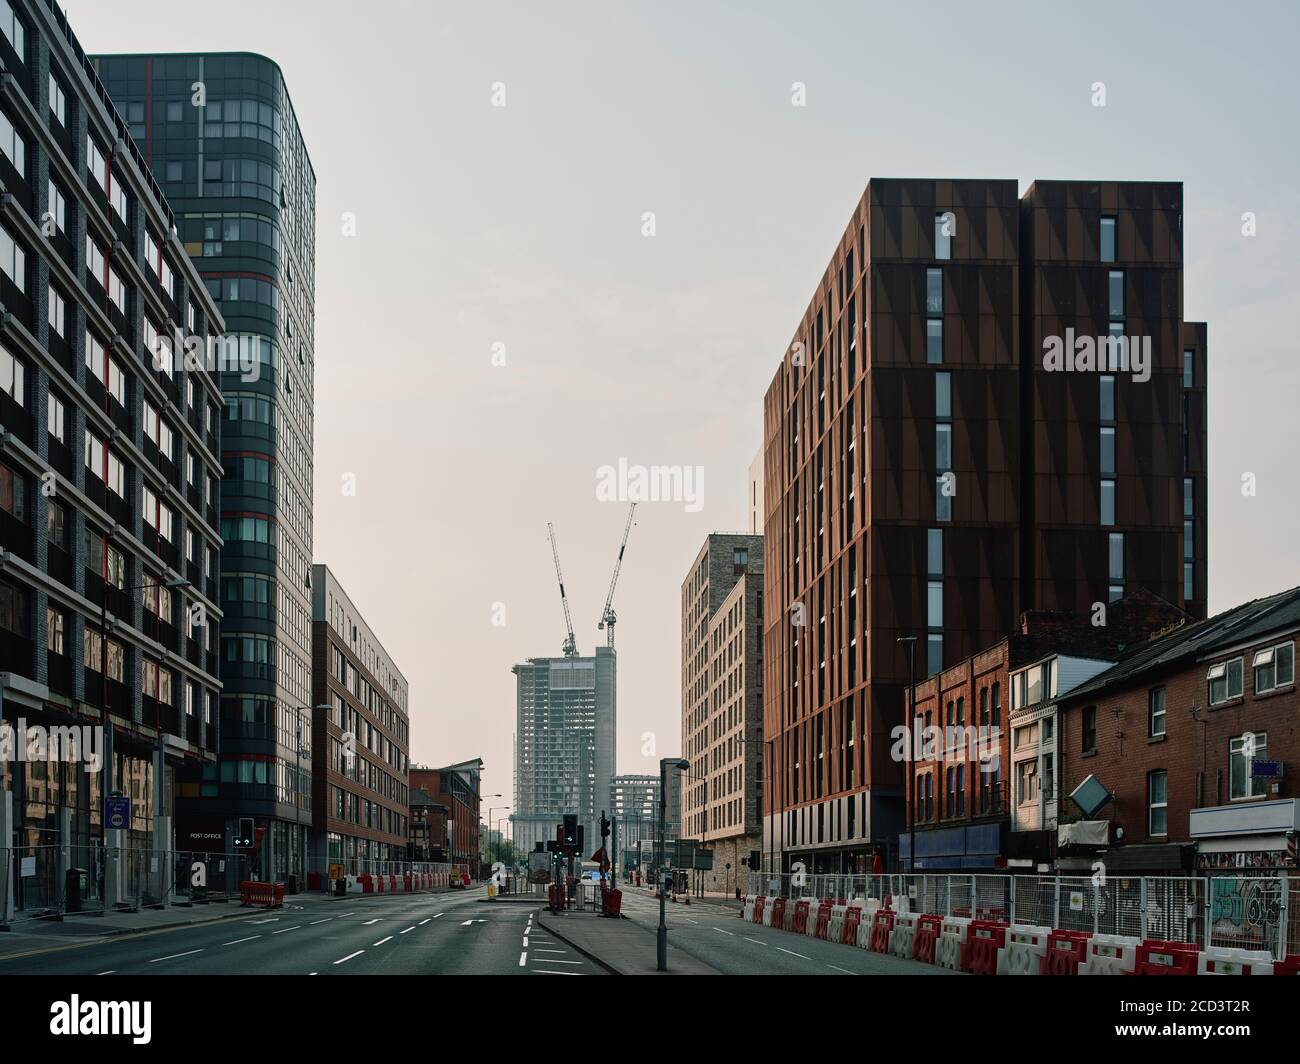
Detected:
left=0, top=629, right=33, bottom=677
left=0, top=390, right=31, bottom=447
left=47, top=651, right=73, bottom=696
left=106, top=489, right=132, bottom=527
left=46, top=542, right=72, bottom=587
left=48, top=437, right=74, bottom=481
left=47, top=329, right=76, bottom=375
left=0, top=508, right=33, bottom=562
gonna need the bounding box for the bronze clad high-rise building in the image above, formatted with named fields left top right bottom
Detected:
left=761, top=179, right=1207, bottom=875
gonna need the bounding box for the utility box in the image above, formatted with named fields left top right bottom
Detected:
left=65, top=868, right=87, bottom=913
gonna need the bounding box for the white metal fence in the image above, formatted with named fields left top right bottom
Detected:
left=743, top=870, right=1299, bottom=960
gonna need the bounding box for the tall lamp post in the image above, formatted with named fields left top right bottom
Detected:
left=485, top=805, right=510, bottom=865
left=896, top=636, right=917, bottom=873
left=657, top=757, right=689, bottom=971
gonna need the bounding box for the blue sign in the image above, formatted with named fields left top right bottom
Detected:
left=1251, top=759, right=1283, bottom=779
left=105, top=796, right=131, bottom=831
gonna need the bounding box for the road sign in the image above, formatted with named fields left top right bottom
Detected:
left=104, top=796, right=130, bottom=831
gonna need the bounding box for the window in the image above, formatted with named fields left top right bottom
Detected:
left=46, top=499, right=64, bottom=546
left=926, top=318, right=943, bottom=364
left=934, top=213, right=952, bottom=260
left=47, top=606, right=64, bottom=654
left=0, top=461, right=20, bottom=518
left=926, top=268, right=943, bottom=314
left=47, top=392, right=65, bottom=442
left=87, top=136, right=107, bottom=192
left=991, top=682, right=1001, bottom=727
left=107, top=265, right=128, bottom=314
left=935, top=372, right=951, bottom=419
left=935, top=476, right=951, bottom=522
left=0, top=343, right=23, bottom=405
left=927, top=528, right=943, bottom=577
left=48, top=287, right=69, bottom=344
left=86, top=235, right=105, bottom=281
left=49, top=73, right=66, bottom=126
left=1254, top=642, right=1294, bottom=694
left=1100, top=426, right=1116, bottom=476
left=1183, top=349, right=1194, bottom=389
left=1184, top=477, right=1194, bottom=518
left=935, top=423, right=952, bottom=471
left=1100, top=479, right=1115, bottom=526
left=926, top=633, right=942, bottom=677
left=1100, top=215, right=1116, bottom=262
left=1018, top=759, right=1037, bottom=805
left=165, top=161, right=182, bottom=183
left=0, top=2, right=23, bottom=58
left=1082, top=705, right=1097, bottom=753
left=927, top=580, right=943, bottom=629
left=1230, top=734, right=1268, bottom=800
left=1207, top=657, right=1244, bottom=706
left=1108, top=532, right=1124, bottom=600
left=1099, top=374, right=1115, bottom=424
left=47, top=180, right=66, bottom=234
left=0, top=225, right=25, bottom=291
left=166, top=101, right=183, bottom=123
left=1147, top=771, right=1167, bottom=835
left=1107, top=270, right=1124, bottom=319
left=1148, top=686, right=1166, bottom=737
left=0, top=107, right=24, bottom=173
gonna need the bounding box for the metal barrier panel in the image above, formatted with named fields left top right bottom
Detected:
left=1146, top=876, right=1206, bottom=947
left=1208, top=873, right=1284, bottom=956
left=733, top=867, right=1292, bottom=958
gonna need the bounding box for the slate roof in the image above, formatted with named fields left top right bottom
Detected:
left=1057, top=586, right=1300, bottom=704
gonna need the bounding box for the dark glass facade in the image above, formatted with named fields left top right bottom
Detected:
left=95, top=51, right=316, bottom=882
left=0, top=0, right=224, bottom=908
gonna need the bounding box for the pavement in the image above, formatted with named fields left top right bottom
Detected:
left=561, top=889, right=967, bottom=976
left=538, top=908, right=718, bottom=975
left=0, top=887, right=604, bottom=976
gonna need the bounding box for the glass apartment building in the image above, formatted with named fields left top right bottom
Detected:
left=94, top=50, right=316, bottom=882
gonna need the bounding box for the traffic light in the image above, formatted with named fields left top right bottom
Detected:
left=600, top=812, right=610, bottom=840
left=562, top=814, right=578, bottom=848
left=749, top=850, right=761, bottom=872
left=234, top=818, right=254, bottom=849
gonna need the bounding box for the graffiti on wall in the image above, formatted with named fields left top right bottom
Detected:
left=1209, top=876, right=1281, bottom=949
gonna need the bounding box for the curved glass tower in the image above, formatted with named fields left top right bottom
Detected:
left=95, top=52, right=316, bottom=882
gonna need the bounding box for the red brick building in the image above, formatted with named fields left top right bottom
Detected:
left=409, top=760, right=482, bottom=872
left=1051, top=586, right=1299, bottom=874
left=905, top=590, right=1187, bottom=869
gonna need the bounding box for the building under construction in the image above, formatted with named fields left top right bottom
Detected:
left=511, top=649, right=617, bottom=855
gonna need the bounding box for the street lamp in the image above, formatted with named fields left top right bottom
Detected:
left=485, top=805, right=510, bottom=865
left=897, top=636, right=917, bottom=873
left=658, top=757, right=689, bottom=972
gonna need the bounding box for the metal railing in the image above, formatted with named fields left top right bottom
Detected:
left=742, top=870, right=1298, bottom=959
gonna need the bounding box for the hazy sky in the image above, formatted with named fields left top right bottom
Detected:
left=67, top=0, right=1300, bottom=812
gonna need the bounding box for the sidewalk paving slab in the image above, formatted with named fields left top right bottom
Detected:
left=537, top=910, right=718, bottom=975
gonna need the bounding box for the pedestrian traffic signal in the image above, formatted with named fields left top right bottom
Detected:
left=600, top=812, right=610, bottom=840
left=234, top=818, right=254, bottom=849
left=749, top=850, right=761, bottom=871
left=562, top=814, right=578, bottom=847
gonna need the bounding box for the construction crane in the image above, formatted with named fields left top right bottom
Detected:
left=597, top=503, right=637, bottom=648
left=547, top=522, right=579, bottom=658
